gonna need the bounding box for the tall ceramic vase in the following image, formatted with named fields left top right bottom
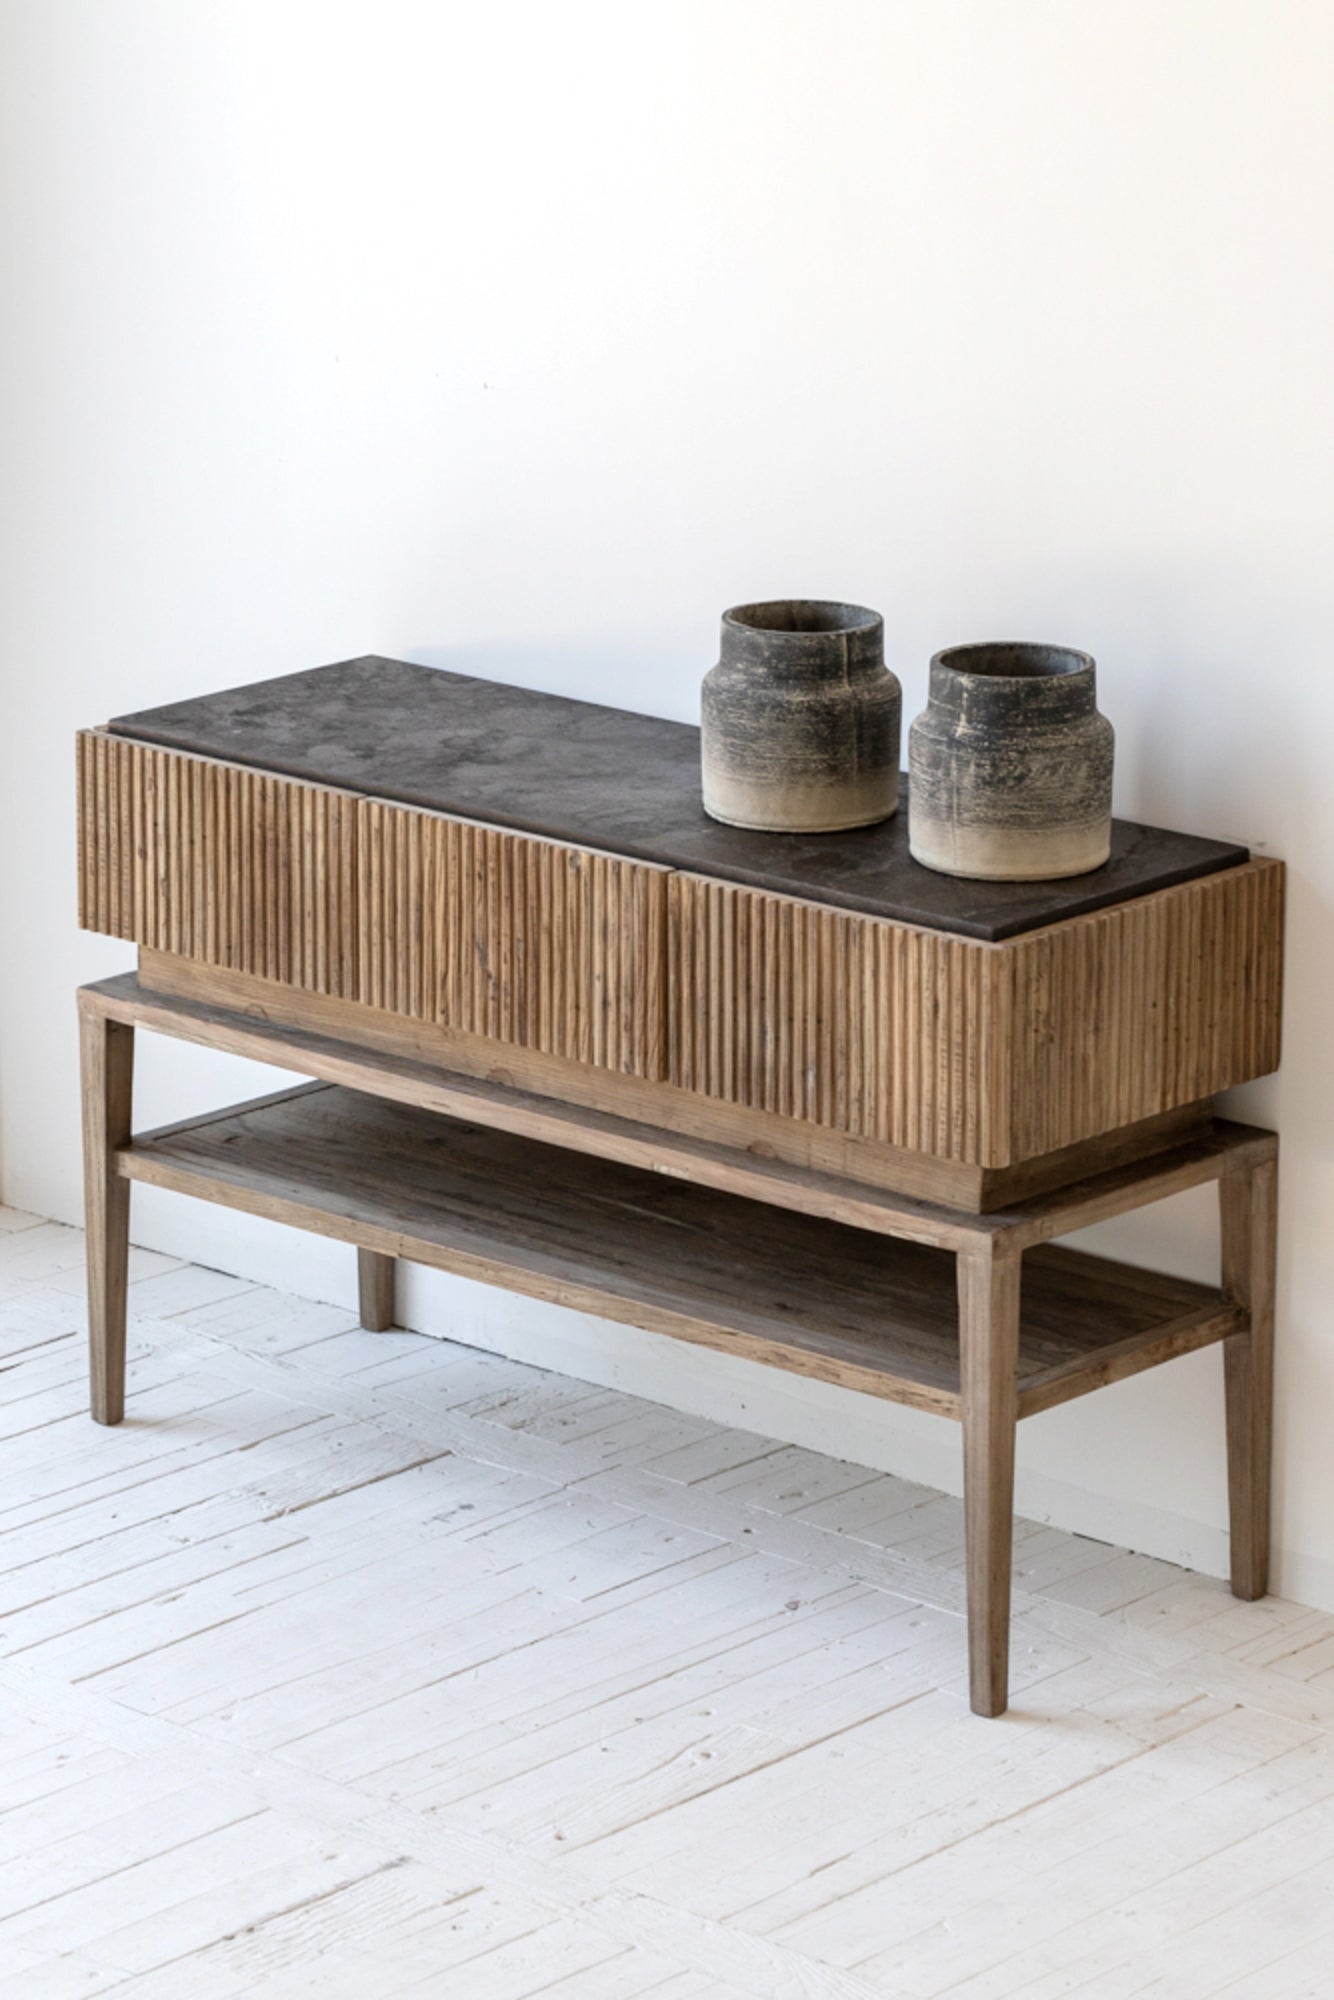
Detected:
left=701, top=600, right=901, bottom=833
left=908, top=642, right=1114, bottom=880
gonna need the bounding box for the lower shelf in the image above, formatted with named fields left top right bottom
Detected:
left=118, top=1083, right=1243, bottom=1420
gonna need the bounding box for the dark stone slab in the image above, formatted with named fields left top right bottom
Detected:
left=109, top=656, right=1250, bottom=942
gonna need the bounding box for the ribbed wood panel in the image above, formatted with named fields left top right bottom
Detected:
left=78, top=733, right=668, bottom=1079
left=77, top=731, right=361, bottom=992
left=1007, top=860, right=1284, bottom=1159
left=669, top=860, right=1283, bottom=1168
left=357, top=798, right=666, bottom=1076
left=668, top=874, right=1009, bottom=1162
left=79, top=732, right=1283, bottom=1163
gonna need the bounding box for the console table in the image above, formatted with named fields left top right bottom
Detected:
left=76, top=656, right=1284, bottom=1715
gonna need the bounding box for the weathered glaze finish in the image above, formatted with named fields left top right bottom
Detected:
left=909, top=643, right=1114, bottom=881
left=701, top=601, right=901, bottom=832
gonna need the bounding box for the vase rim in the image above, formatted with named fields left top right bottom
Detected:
left=931, top=641, right=1095, bottom=682
left=724, top=599, right=882, bottom=637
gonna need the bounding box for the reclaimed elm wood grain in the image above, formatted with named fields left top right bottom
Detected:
left=668, top=860, right=1282, bottom=1165
left=93, top=966, right=1003, bottom=1244
left=958, top=1237, right=1023, bottom=1716
left=1017, top=1300, right=1246, bottom=1418
left=112, top=1081, right=1237, bottom=1426
left=1221, top=1149, right=1279, bottom=1600
left=136, top=950, right=1221, bottom=1211
left=358, top=1248, right=396, bottom=1333
left=78, top=730, right=668, bottom=1082
left=78, top=1009, right=134, bottom=1425
left=77, top=730, right=1283, bottom=1191
left=81, top=971, right=1270, bottom=1266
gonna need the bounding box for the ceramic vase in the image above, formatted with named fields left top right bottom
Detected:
left=701, top=600, right=901, bottom=832
left=908, top=642, right=1114, bottom=881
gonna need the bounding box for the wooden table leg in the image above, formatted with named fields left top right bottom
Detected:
left=79, top=1004, right=134, bottom=1425
left=358, top=1248, right=396, bottom=1331
left=1221, top=1146, right=1278, bottom=1600
left=958, top=1236, right=1023, bottom=1717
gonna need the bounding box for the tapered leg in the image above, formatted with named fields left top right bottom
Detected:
left=358, top=1247, right=396, bottom=1331
left=79, top=1004, right=134, bottom=1425
left=958, top=1236, right=1023, bottom=1717
left=1221, top=1147, right=1278, bottom=1600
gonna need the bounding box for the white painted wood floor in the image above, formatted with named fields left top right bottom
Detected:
left=2, top=1205, right=1333, bottom=1999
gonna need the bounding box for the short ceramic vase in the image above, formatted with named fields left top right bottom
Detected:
left=701, top=600, right=901, bottom=832
left=908, top=642, right=1114, bottom=881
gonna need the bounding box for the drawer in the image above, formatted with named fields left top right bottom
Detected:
left=77, top=729, right=1283, bottom=1164
left=77, top=731, right=669, bottom=1080
left=668, top=871, right=1008, bottom=1163
left=668, top=862, right=1284, bottom=1168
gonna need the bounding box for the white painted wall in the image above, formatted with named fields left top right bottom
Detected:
left=4, top=1, right=1332, bottom=1603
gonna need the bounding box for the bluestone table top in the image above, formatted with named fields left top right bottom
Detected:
left=109, top=655, right=1249, bottom=942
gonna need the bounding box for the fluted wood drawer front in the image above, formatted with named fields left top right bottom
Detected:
left=79, top=730, right=1282, bottom=1149
left=668, top=872, right=1009, bottom=1163
left=668, top=860, right=1284, bottom=1168
left=77, top=732, right=669, bottom=1079
left=1007, top=857, right=1285, bottom=1160
left=358, top=795, right=667, bottom=1076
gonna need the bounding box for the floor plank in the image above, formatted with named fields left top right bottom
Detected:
left=1, top=1214, right=1331, bottom=1998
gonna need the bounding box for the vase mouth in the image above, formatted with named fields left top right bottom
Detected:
left=931, top=641, right=1095, bottom=682
left=725, top=600, right=882, bottom=637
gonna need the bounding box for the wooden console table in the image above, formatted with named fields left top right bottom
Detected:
left=76, top=657, right=1284, bottom=1715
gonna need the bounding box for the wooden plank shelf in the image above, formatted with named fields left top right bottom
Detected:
left=81, top=971, right=1273, bottom=1256
left=117, top=1081, right=1243, bottom=1423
